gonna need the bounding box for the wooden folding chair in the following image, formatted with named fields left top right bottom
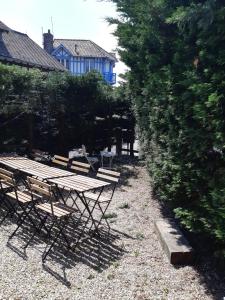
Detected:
left=27, top=177, right=76, bottom=262
left=51, top=155, right=69, bottom=168
left=65, top=160, right=91, bottom=208
left=0, top=168, right=17, bottom=224
left=31, top=149, right=51, bottom=163
left=4, top=177, right=42, bottom=243
left=70, top=160, right=90, bottom=175
left=83, top=168, right=120, bottom=233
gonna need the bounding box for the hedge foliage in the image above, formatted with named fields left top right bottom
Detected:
left=111, top=0, right=225, bottom=253
left=0, top=63, right=134, bottom=155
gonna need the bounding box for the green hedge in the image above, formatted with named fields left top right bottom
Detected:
left=111, top=0, right=225, bottom=255
left=0, top=63, right=134, bottom=155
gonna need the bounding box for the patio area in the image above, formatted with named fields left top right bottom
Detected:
left=0, top=159, right=224, bottom=300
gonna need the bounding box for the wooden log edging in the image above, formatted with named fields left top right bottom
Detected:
left=154, top=219, right=194, bottom=265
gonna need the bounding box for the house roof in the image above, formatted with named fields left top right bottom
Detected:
left=53, top=39, right=117, bottom=62
left=0, top=21, right=66, bottom=71
left=0, top=21, right=11, bottom=31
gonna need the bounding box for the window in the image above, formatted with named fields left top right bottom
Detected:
left=90, top=59, right=95, bottom=71
left=59, top=58, right=70, bottom=70
left=105, top=61, right=110, bottom=72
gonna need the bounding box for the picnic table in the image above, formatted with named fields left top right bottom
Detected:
left=48, top=175, right=110, bottom=233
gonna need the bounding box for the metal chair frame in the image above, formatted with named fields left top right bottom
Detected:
left=26, top=177, right=76, bottom=262
left=0, top=168, right=19, bottom=225
left=6, top=178, right=42, bottom=243
left=48, top=177, right=106, bottom=250
left=62, top=159, right=91, bottom=207
left=83, top=168, right=120, bottom=233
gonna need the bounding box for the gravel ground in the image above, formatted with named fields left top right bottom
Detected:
left=0, top=161, right=224, bottom=300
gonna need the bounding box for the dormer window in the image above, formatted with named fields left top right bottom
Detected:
left=58, top=58, right=69, bottom=70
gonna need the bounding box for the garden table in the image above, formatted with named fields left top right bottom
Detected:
left=48, top=175, right=110, bottom=234
left=20, top=165, right=75, bottom=180
left=0, top=156, right=75, bottom=186
left=0, top=156, right=47, bottom=171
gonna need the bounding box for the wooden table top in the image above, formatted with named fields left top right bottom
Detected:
left=23, top=166, right=75, bottom=180
left=0, top=156, right=74, bottom=180
left=48, top=174, right=110, bottom=193
left=0, top=157, right=47, bottom=170
left=0, top=156, right=110, bottom=191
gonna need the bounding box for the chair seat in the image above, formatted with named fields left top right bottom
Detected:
left=84, top=192, right=110, bottom=203
left=6, top=190, right=33, bottom=204
left=0, top=180, right=13, bottom=190
left=88, top=157, right=98, bottom=163
left=100, top=151, right=116, bottom=158
left=36, top=202, right=76, bottom=218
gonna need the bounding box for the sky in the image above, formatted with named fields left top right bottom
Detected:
left=1, top=0, right=128, bottom=80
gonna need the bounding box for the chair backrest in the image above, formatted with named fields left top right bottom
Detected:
left=27, top=177, right=56, bottom=215
left=27, top=177, right=52, bottom=197
left=70, top=160, right=90, bottom=174
left=96, top=168, right=120, bottom=183
left=0, top=168, right=15, bottom=186
left=52, top=155, right=69, bottom=168
left=81, top=145, right=87, bottom=157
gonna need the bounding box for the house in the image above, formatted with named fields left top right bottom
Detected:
left=43, top=30, right=117, bottom=85
left=0, top=21, right=65, bottom=72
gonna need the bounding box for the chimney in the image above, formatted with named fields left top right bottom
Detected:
left=74, top=44, right=79, bottom=55
left=43, top=29, right=53, bottom=54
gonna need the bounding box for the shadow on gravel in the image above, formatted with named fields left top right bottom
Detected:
left=40, top=227, right=128, bottom=287
left=0, top=208, right=129, bottom=287
left=114, top=157, right=143, bottom=189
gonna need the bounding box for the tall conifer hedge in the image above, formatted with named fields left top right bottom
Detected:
left=111, top=0, right=225, bottom=253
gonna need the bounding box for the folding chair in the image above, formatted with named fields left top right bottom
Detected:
left=0, top=168, right=17, bottom=224
left=51, top=155, right=69, bottom=168
left=5, top=177, right=42, bottom=243
left=27, top=177, right=76, bottom=262
left=66, top=160, right=91, bottom=208
left=31, top=149, right=51, bottom=163
left=81, top=145, right=98, bottom=171
left=70, top=160, right=90, bottom=175
left=83, top=168, right=120, bottom=233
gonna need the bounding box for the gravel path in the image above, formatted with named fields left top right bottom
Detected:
left=0, top=162, right=224, bottom=300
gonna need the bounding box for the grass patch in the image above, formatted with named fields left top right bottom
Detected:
left=107, top=273, right=115, bottom=280
left=112, top=261, right=120, bottom=268
left=102, top=212, right=117, bottom=219
left=119, top=202, right=130, bottom=209
left=136, top=232, right=145, bottom=240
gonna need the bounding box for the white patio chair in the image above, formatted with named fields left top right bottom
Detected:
left=81, top=145, right=98, bottom=171
left=100, top=148, right=116, bottom=169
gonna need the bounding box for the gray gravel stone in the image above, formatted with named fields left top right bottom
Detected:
left=0, top=163, right=224, bottom=299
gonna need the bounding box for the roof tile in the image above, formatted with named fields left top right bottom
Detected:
left=0, top=21, right=66, bottom=71
left=53, top=39, right=117, bottom=62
